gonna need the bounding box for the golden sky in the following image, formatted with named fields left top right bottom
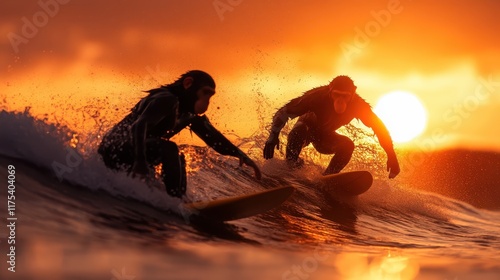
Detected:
left=1, top=0, right=500, bottom=151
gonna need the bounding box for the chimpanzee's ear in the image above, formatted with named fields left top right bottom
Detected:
left=183, top=76, right=193, bottom=89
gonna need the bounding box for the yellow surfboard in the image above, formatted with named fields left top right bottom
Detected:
left=183, top=186, right=294, bottom=221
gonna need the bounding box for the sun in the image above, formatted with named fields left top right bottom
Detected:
left=374, top=91, right=427, bottom=143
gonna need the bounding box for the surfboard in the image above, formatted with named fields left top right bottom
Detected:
left=319, top=171, right=373, bottom=196
left=183, top=186, right=295, bottom=221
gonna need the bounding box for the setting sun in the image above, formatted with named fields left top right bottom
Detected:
left=374, top=91, right=427, bottom=143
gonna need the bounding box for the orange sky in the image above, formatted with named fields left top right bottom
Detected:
left=1, top=0, right=500, bottom=151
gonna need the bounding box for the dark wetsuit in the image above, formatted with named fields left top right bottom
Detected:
left=270, top=85, right=394, bottom=174
left=98, top=90, right=248, bottom=197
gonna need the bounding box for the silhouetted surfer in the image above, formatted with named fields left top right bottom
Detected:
left=263, top=75, right=400, bottom=178
left=98, top=70, right=261, bottom=198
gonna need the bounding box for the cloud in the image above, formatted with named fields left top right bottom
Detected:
left=1, top=0, right=499, bottom=149
left=2, top=0, right=499, bottom=75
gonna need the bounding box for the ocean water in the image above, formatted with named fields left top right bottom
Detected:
left=0, top=110, right=499, bottom=280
